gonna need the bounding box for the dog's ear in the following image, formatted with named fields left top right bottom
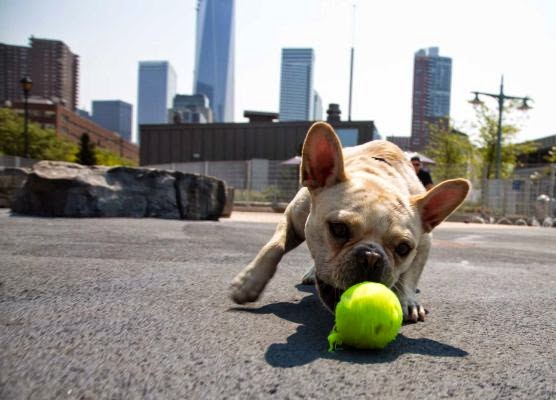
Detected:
left=412, top=179, right=471, bottom=233
left=301, top=122, right=347, bottom=190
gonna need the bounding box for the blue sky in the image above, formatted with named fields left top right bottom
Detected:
left=1, top=0, right=555, bottom=144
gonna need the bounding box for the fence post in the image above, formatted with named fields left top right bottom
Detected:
left=246, top=160, right=252, bottom=204
left=550, top=164, right=555, bottom=217
left=480, top=166, right=489, bottom=217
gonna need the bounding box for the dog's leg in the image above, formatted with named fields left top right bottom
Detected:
left=230, top=190, right=309, bottom=304
left=395, top=234, right=430, bottom=322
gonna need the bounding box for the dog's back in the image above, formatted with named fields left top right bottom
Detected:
left=342, top=140, right=426, bottom=196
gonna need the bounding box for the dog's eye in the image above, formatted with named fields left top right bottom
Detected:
left=329, top=222, right=350, bottom=240
left=395, top=242, right=412, bottom=257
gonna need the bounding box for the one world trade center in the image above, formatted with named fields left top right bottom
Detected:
left=194, top=0, right=235, bottom=122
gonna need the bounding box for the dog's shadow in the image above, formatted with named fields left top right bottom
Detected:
left=229, top=285, right=468, bottom=368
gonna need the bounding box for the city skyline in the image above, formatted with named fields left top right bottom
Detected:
left=1, top=0, right=555, bottom=144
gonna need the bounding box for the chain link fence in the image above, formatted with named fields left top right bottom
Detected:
left=148, top=160, right=301, bottom=206
left=0, top=155, right=37, bottom=168
left=147, top=160, right=556, bottom=223
left=477, top=164, right=556, bottom=223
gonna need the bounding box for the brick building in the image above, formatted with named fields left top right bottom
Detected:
left=9, top=100, right=138, bottom=162
left=0, top=43, right=29, bottom=104
left=411, top=47, right=452, bottom=151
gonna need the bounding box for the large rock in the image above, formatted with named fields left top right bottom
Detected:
left=0, top=167, right=29, bottom=208
left=12, top=161, right=226, bottom=220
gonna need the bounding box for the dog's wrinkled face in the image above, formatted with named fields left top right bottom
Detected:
left=305, top=177, right=422, bottom=309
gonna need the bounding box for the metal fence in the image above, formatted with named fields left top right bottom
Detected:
left=478, top=164, right=556, bottom=220
left=148, top=160, right=301, bottom=204
left=147, top=160, right=556, bottom=220
left=0, top=155, right=37, bottom=168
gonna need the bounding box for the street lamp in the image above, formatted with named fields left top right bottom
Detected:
left=469, top=76, right=532, bottom=179
left=20, top=76, right=33, bottom=158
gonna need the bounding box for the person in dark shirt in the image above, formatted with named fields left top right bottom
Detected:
left=411, top=156, right=433, bottom=190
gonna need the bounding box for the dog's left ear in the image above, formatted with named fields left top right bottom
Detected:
left=412, top=179, right=471, bottom=233
left=301, top=122, right=347, bottom=191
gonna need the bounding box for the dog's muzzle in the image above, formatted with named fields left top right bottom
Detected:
left=353, top=243, right=388, bottom=284
left=317, top=243, right=390, bottom=313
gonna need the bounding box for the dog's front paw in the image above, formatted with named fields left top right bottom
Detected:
left=397, top=292, right=427, bottom=322
left=301, top=265, right=316, bottom=285
left=229, top=268, right=268, bottom=304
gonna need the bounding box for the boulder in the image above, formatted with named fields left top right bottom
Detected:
left=221, top=187, right=235, bottom=218
left=0, top=167, right=29, bottom=208
left=12, top=161, right=226, bottom=220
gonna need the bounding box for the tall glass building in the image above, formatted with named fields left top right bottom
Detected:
left=410, top=47, right=452, bottom=151
left=137, top=61, right=177, bottom=143
left=279, top=48, right=315, bottom=121
left=194, top=0, right=235, bottom=123
left=92, top=100, right=133, bottom=142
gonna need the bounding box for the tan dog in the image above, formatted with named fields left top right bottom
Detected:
left=230, top=122, right=470, bottom=322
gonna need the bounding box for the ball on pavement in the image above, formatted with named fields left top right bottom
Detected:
left=328, top=281, right=403, bottom=351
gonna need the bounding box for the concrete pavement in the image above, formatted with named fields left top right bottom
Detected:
left=0, top=210, right=555, bottom=399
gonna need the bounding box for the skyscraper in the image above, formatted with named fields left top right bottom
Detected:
left=137, top=61, right=177, bottom=141
left=313, top=90, right=323, bottom=121
left=194, top=0, right=235, bottom=122
left=169, top=94, right=213, bottom=124
left=1, top=37, right=79, bottom=110
left=279, top=48, right=315, bottom=121
left=29, top=37, right=79, bottom=110
left=92, top=100, right=133, bottom=142
left=410, top=47, right=452, bottom=151
left=0, top=43, right=29, bottom=104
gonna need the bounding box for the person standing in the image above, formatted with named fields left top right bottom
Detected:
left=411, top=156, right=433, bottom=190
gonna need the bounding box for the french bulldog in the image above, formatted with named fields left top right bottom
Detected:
left=230, top=122, right=470, bottom=322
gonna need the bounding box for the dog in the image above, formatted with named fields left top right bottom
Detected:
left=230, top=122, right=470, bottom=322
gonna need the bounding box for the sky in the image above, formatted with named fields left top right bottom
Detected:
left=1, top=0, right=555, bottom=144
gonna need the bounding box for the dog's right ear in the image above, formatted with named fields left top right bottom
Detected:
left=301, top=122, right=347, bottom=191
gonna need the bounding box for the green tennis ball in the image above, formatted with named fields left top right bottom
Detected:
left=328, top=282, right=403, bottom=351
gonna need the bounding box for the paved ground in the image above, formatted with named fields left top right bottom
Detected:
left=0, top=210, right=555, bottom=399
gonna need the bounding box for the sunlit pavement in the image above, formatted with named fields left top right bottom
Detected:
left=1, top=209, right=554, bottom=399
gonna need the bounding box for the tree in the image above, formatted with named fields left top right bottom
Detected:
left=0, top=107, right=76, bottom=161
left=472, top=101, right=537, bottom=179
left=94, top=147, right=137, bottom=167
left=424, top=118, right=474, bottom=181
left=76, top=133, right=97, bottom=165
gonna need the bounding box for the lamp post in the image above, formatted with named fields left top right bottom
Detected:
left=469, top=75, right=531, bottom=179
left=20, top=76, right=33, bottom=158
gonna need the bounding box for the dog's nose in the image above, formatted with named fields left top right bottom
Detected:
left=354, top=244, right=386, bottom=281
